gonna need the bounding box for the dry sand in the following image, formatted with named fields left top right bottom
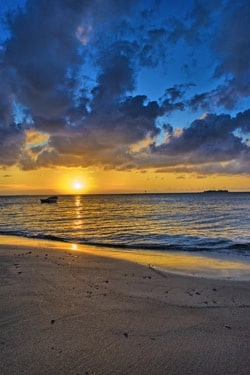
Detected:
left=0, top=238, right=250, bottom=375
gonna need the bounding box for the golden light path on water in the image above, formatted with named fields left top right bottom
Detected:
left=1, top=235, right=250, bottom=280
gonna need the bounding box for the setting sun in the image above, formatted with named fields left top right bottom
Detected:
left=72, top=180, right=84, bottom=190
left=54, top=170, right=93, bottom=194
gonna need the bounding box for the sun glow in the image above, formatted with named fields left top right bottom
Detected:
left=55, top=170, right=93, bottom=194
left=72, top=180, right=84, bottom=190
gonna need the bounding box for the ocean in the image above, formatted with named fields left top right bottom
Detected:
left=0, top=193, right=249, bottom=259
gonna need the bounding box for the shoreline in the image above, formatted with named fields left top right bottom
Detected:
left=1, top=234, right=250, bottom=280
left=1, top=237, right=250, bottom=374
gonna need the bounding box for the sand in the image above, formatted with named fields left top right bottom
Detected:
left=0, top=238, right=250, bottom=375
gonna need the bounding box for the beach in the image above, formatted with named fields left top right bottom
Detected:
left=1, top=238, right=250, bottom=375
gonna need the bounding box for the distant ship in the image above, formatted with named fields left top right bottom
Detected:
left=203, top=190, right=229, bottom=193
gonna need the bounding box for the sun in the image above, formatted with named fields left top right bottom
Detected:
left=72, top=180, right=84, bottom=191
left=57, top=171, right=91, bottom=194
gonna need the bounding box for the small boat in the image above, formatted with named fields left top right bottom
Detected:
left=40, top=196, right=58, bottom=204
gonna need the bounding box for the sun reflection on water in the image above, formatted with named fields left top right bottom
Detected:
left=71, top=243, right=79, bottom=251
left=73, top=195, right=83, bottom=229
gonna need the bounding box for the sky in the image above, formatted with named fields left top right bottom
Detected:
left=0, top=0, right=249, bottom=194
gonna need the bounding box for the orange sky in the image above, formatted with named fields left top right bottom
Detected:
left=0, top=166, right=249, bottom=195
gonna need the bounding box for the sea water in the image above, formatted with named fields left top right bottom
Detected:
left=0, top=193, right=249, bottom=258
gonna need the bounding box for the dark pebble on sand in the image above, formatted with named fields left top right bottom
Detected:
left=50, top=320, right=55, bottom=324
left=224, top=325, right=231, bottom=329
left=123, top=332, right=128, bottom=338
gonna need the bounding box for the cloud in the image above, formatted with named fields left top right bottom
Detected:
left=0, top=0, right=249, bottom=177
left=0, top=124, right=26, bottom=166
left=188, top=82, right=250, bottom=112
left=213, top=0, right=250, bottom=80
left=167, top=0, right=250, bottom=112
left=30, top=109, right=249, bottom=176
left=167, top=0, right=220, bottom=45
left=147, top=111, right=249, bottom=172
left=34, top=94, right=162, bottom=169
left=235, top=109, right=250, bottom=133
left=188, top=0, right=250, bottom=112
left=213, top=0, right=250, bottom=109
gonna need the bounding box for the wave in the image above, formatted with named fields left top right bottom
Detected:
left=0, top=229, right=249, bottom=257
left=0, top=230, right=68, bottom=243
left=77, top=239, right=250, bottom=256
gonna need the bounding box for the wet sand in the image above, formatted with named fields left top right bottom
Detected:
left=0, top=238, right=250, bottom=374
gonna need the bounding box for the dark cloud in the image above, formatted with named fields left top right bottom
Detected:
left=188, top=82, right=250, bottom=111
left=189, top=0, right=250, bottom=112
left=235, top=109, right=250, bottom=133
left=0, top=0, right=249, bottom=176
left=2, top=0, right=143, bottom=120
left=167, top=0, right=250, bottom=112
left=38, top=94, right=162, bottom=169
left=148, top=111, right=249, bottom=170
left=160, top=84, right=195, bottom=113
left=0, top=124, right=26, bottom=166
left=167, top=0, right=220, bottom=45
left=213, top=0, right=250, bottom=80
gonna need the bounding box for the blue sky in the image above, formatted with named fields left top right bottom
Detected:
left=0, top=0, right=249, bottom=179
